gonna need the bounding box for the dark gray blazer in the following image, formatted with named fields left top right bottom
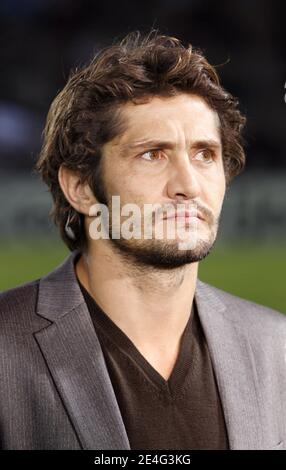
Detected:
left=0, top=249, right=286, bottom=450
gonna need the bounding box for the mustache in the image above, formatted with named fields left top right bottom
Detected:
left=95, top=198, right=216, bottom=225
left=155, top=202, right=214, bottom=224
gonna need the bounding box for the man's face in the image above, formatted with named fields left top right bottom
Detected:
left=91, top=93, right=226, bottom=268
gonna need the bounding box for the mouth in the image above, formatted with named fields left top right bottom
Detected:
left=163, top=210, right=205, bottom=221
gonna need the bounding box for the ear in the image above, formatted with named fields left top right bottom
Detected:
left=58, top=164, right=97, bottom=215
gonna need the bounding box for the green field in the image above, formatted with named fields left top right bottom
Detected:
left=0, top=238, right=285, bottom=314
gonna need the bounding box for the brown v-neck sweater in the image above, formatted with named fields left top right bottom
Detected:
left=78, top=278, right=229, bottom=450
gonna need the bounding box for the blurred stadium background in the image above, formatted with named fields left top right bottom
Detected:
left=0, top=0, right=285, bottom=313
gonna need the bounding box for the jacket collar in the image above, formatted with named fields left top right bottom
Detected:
left=35, top=249, right=264, bottom=449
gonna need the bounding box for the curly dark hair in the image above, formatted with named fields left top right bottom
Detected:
left=35, top=29, right=246, bottom=252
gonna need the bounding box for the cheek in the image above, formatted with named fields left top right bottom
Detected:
left=213, top=183, right=226, bottom=213
left=218, top=171, right=226, bottom=201
left=203, top=175, right=225, bottom=212
left=103, top=162, right=130, bottom=198
left=106, top=175, right=151, bottom=207
left=106, top=165, right=163, bottom=204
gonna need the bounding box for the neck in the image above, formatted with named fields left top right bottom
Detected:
left=75, top=240, right=198, bottom=352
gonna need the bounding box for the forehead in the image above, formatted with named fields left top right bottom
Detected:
left=115, top=93, right=221, bottom=145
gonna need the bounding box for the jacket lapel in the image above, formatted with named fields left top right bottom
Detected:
left=34, top=249, right=265, bottom=450
left=195, top=279, right=264, bottom=449
left=34, top=249, right=131, bottom=450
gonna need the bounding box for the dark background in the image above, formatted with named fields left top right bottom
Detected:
left=0, top=0, right=285, bottom=173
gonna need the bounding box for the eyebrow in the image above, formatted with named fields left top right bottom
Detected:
left=119, top=138, right=222, bottom=155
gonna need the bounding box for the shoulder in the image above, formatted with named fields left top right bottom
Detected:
left=197, top=279, right=286, bottom=333
left=0, top=249, right=80, bottom=334
left=0, top=279, right=45, bottom=333
left=0, top=279, right=39, bottom=311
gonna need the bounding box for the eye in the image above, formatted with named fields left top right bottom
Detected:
left=194, top=149, right=215, bottom=164
left=139, top=149, right=165, bottom=162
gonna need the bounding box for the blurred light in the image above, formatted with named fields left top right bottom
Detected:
left=0, top=102, right=38, bottom=151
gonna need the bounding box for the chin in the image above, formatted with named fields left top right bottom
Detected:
left=109, top=235, right=217, bottom=269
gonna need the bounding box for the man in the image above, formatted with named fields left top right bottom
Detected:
left=0, top=31, right=285, bottom=450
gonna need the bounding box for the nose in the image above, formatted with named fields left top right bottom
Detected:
left=166, top=157, right=201, bottom=201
